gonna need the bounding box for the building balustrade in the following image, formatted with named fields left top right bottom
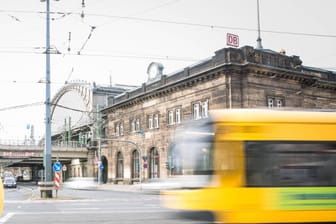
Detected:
left=0, top=139, right=87, bottom=152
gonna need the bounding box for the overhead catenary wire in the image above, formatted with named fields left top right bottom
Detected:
left=85, top=13, right=336, bottom=38
left=0, top=102, right=93, bottom=114
left=0, top=9, right=335, bottom=38
left=0, top=48, right=334, bottom=71
left=0, top=48, right=199, bottom=62
left=50, top=103, right=93, bottom=114
left=0, top=102, right=44, bottom=112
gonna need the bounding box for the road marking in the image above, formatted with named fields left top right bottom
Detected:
left=0, top=212, right=14, bottom=223
left=70, top=207, right=100, bottom=210
left=4, top=210, right=170, bottom=215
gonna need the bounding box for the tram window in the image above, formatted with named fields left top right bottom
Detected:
left=168, top=119, right=214, bottom=176
left=245, top=142, right=336, bottom=187
left=170, top=138, right=213, bottom=175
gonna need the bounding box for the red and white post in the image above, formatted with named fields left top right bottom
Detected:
left=54, top=172, right=61, bottom=197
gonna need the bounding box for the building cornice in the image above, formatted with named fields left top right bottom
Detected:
left=103, top=46, right=336, bottom=114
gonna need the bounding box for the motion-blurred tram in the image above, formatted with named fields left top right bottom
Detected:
left=162, top=109, right=336, bottom=223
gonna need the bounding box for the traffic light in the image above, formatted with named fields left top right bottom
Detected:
left=165, top=161, right=170, bottom=169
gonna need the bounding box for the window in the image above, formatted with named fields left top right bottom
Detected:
left=131, top=118, right=140, bottom=132
left=268, top=97, right=274, bottom=108
left=168, top=107, right=182, bottom=126
left=201, top=100, right=208, bottom=118
left=168, top=118, right=214, bottom=179
left=245, top=141, right=336, bottom=187
left=193, top=103, right=200, bottom=120
left=148, top=113, right=159, bottom=129
left=168, top=110, right=174, bottom=125
left=148, top=115, right=153, bottom=129
left=116, top=152, right=123, bottom=178
left=120, top=123, right=124, bottom=135
left=115, top=125, right=119, bottom=136
left=267, top=96, right=284, bottom=108
left=176, top=108, right=181, bottom=124
left=277, top=98, right=284, bottom=107
left=149, top=148, right=160, bottom=178
left=131, top=119, right=136, bottom=132
left=192, top=100, right=209, bottom=120
left=135, top=118, right=140, bottom=131
left=154, top=113, right=159, bottom=129
left=132, top=150, right=140, bottom=179
left=115, top=122, right=124, bottom=136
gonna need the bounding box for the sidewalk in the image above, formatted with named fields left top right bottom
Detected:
left=63, top=177, right=178, bottom=193
left=62, top=178, right=143, bottom=192
left=94, top=183, right=141, bottom=192
left=27, top=183, right=144, bottom=201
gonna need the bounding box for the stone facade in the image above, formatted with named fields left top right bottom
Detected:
left=101, top=45, right=336, bottom=184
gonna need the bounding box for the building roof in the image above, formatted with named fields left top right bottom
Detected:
left=104, top=45, right=336, bottom=112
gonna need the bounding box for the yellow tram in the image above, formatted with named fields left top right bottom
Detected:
left=0, top=177, right=3, bottom=215
left=162, top=109, right=336, bottom=223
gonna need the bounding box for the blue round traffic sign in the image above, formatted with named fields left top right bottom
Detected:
left=99, top=163, right=104, bottom=171
left=53, top=162, right=62, bottom=172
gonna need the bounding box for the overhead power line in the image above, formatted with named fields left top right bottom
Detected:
left=86, top=13, right=336, bottom=38
left=74, top=51, right=199, bottom=61
left=0, top=102, right=92, bottom=114
left=0, top=48, right=199, bottom=62
left=1, top=9, right=335, bottom=38
left=50, top=103, right=92, bottom=114
left=0, top=102, right=44, bottom=112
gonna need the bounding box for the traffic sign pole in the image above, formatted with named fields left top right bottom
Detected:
left=62, top=164, right=67, bottom=182
left=53, top=161, right=62, bottom=198
left=54, top=171, right=61, bottom=198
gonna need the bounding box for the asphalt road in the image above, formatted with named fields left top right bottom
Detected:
left=0, top=182, right=207, bottom=224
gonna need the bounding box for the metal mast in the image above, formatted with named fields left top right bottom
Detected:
left=44, top=0, right=52, bottom=184
left=256, top=0, right=263, bottom=49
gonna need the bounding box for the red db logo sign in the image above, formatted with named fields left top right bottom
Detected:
left=226, top=33, right=239, bottom=47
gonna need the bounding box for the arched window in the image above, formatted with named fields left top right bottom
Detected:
left=132, top=150, right=140, bottom=179
left=149, top=148, right=159, bottom=178
left=101, top=156, right=108, bottom=183
left=116, top=152, right=123, bottom=178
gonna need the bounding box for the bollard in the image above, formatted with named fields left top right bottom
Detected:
left=38, top=181, right=54, bottom=198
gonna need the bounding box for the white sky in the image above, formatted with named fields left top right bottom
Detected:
left=0, top=0, right=335, bottom=141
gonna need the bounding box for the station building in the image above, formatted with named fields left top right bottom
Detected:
left=100, top=45, right=336, bottom=184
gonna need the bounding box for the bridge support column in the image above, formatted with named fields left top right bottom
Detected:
left=86, top=143, right=98, bottom=179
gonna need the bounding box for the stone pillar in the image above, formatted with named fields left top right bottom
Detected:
left=86, top=148, right=97, bottom=178
left=86, top=141, right=98, bottom=178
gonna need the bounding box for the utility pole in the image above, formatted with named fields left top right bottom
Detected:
left=37, top=0, right=53, bottom=198
left=40, top=0, right=59, bottom=198
left=43, top=0, right=52, bottom=197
